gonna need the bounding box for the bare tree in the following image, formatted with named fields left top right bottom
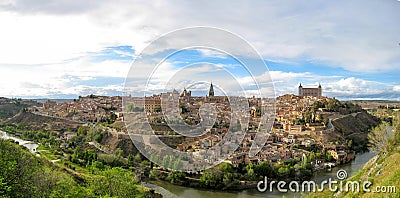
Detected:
left=393, top=111, right=400, bottom=146
left=368, top=122, right=391, bottom=155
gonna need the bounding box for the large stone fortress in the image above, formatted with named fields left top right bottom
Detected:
left=298, top=83, right=322, bottom=97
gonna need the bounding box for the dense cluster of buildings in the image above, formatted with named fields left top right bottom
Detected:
left=37, top=82, right=353, bottom=167
left=40, top=95, right=123, bottom=123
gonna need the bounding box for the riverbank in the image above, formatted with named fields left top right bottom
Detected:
left=147, top=149, right=362, bottom=193
left=150, top=151, right=377, bottom=198
left=308, top=124, right=399, bottom=198
left=0, top=130, right=39, bottom=152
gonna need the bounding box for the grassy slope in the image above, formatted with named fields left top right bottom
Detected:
left=1, top=139, right=157, bottom=197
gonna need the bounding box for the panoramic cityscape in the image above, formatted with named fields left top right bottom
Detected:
left=1, top=1, right=400, bottom=198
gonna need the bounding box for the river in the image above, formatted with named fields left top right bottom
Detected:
left=0, top=130, right=39, bottom=153
left=150, top=151, right=376, bottom=198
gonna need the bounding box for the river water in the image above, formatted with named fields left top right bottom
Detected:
left=151, top=151, right=376, bottom=198
left=0, top=130, right=39, bottom=153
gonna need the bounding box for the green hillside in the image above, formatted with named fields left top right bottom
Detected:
left=0, top=139, right=159, bottom=198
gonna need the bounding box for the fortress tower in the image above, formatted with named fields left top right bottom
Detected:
left=298, top=83, right=322, bottom=97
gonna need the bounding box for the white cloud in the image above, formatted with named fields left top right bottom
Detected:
left=0, top=0, right=399, bottom=99
left=269, top=71, right=310, bottom=83
left=240, top=71, right=400, bottom=100
left=197, top=48, right=229, bottom=59
left=0, top=54, right=131, bottom=98
left=0, top=0, right=399, bottom=71
left=309, top=77, right=399, bottom=100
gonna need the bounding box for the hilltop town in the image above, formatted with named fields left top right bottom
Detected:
left=0, top=83, right=384, bottom=191
left=24, top=83, right=373, bottom=170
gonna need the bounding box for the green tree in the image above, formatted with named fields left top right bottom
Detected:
left=309, top=152, right=315, bottom=162
left=316, top=152, right=321, bottom=159
left=222, top=172, right=234, bottom=186
left=200, top=170, right=223, bottom=188
left=0, top=177, right=11, bottom=197
left=246, top=168, right=255, bottom=180
left=0, top=140, right=37, bottom=197
left=325, top=152, right=334, bottom=162
left=0, top=140, right=152, bottom=198
left=49, top=178, right=87, bottom=198
left=246, top=162, right=254, bottom=171
left=149, top=169, right=160, bottom=179
left=298, top=166, right=313, bottom=180
left=77, top=126, right=88, bottom=136
left=126, top=103, right=134, bottom=112
left=254, top=161, right=273, bottom=177
left=168, top=171, right=185, bottom=183
left=108, top=113, right=117, bottom=124
left=347, top=139, right=353, bottom=149
left=127, top=154, right=135, bottom=166
left=134, top=153, right=142, bottom=163
left=89, top=167, right=140, bottom=197
left=277, top=167, right=288, bottom=178
left=218, top=163, right=236, bottom=173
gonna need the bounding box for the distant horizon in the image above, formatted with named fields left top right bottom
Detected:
left=7, top=94, right=400, bottom=102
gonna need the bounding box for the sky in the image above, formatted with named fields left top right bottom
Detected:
left=0, top=0, right=399, bottom=100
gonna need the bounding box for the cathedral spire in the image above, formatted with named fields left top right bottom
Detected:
left=208, top=82, right=214, bottom=97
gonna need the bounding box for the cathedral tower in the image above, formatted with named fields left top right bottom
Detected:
left=208, top=82, right=214, bottom=97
